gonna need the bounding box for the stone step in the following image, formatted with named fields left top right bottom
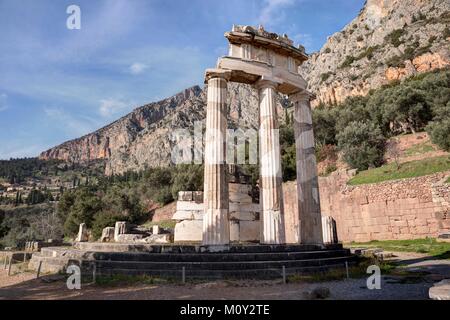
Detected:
left=88, top=255, right=356, bottom=271
left=92, top=262, right=356, bottom=279
left=90, top=249, right=350, bottom=263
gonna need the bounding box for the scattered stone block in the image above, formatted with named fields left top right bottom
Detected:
left=429, top=279, right=450, bottom=300
left=176, top=201, right=205, bottom=211
left=178, top=191, right=193, bottom=201
left=152, top=225, right=160, bottom=235
left=100, top=227, right=115, bottom=242
left=172, top=210, right=204, bottom=220
left=230, top=211, right=259, bottom=221
left=140, top=234, right=171, bottom=244
left=322, top=216, right=338, bottom=244
left=75, top=223, right=89, bottom=242
left=114, top=221, right=128, bottom=242
left=174, top=220, right=203, bottom=242
left=192, top=191, right=204, bottom=203
left=116, top=234, right=145, bottom=243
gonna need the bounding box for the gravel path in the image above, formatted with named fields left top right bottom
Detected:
left=0, top=251, right=446, bottom=300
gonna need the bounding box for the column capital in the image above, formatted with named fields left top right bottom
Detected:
left=204, top=68, right=232, bottom=83
left=254, top=77, right=282, bottom=91
left=289, top=90, right=316, bottom=103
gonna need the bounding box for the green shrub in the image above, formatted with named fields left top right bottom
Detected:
left=325, top=48, right=331, bottom=54
left=427, top=119, right=450, bottom=152
left=356, top=35, right=364, bottom=42
left=91, top=211, right=123, bottom=240
left=337, top=121, right=386, bottom=170
left=320, top=72, right=332, bottom=82
left=385, top=29, right=406, bottom=47
left=339, top=55, right=356, bottom=69
left=443, top=27, right=450, bottom=39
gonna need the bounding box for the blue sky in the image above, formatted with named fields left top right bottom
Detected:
left=0, top=0, right=365, bottom=159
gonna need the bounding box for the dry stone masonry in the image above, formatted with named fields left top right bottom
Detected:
left=283, top=170, right=450, bottom=242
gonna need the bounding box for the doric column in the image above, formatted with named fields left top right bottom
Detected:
left=290, top=91, right=323, bottom=245
left=202, top=70, right=231, bottom=245
left=256, top=79, right=286, bottom=244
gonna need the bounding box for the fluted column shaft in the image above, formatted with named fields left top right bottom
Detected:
left=257, top=79, right=285, bottom=244
left=202, top=76, right=230, bottom=245
left=291, top=92, right=323, bottom=245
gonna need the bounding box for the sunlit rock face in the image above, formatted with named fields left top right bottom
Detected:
left=299, top=0, right=450, bottom=107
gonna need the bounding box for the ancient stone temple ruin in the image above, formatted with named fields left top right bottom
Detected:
left=28, top=26, right=351, bottom=279
left=200, top=25, right=323, bottom=245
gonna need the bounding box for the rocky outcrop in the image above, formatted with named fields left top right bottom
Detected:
left=300, top=0, right=450, bottom=106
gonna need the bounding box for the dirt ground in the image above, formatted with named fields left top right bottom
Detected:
left=0, top=251, right=448, bottom=300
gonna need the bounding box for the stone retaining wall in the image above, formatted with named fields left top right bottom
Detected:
left=283, top=170, right=450, bottom=243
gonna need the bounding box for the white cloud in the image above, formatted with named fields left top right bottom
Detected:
left=0, top=93, right=8, bottom=112
left=99, top=98, right=131, bottom=117
left=258, top=0, right=296, bottom=27
left=129, top=62, right=148, bottom=75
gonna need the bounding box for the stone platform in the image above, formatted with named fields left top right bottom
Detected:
left=28, top=243, right=357, bottom=279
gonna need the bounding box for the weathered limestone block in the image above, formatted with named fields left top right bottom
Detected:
left=193, top=191, right=204, bottom=203
left=230, top=211, right=259, bottom=221
left=229, top=184, right=252, bottom=194
left=229, top=203, right=260, bottom=213
left=322, top=216, right=338, bottom=244
left=114, top=221, right=128, bottom=242
left=75, top=223, right=89, bottom=242
left=152, top=225, right=160, bottom=235
left=172, top=210, right=204, bottom=220
left=229, top=192, right=253, bottom=204
left=116, top=234, right=146, bottom=243
left=176, top=201, right=205, bottom=211
left=100, top=227, right=115, bottom=242
left=174, top=220, right=203, bottom=242
left=178, top=191, right=193, bottom=201
left=230, top=220, right=260, bottom=242
left=140, top=234, right=171, bottom=244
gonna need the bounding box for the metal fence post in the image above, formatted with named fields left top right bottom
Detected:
left=7, top=257, right=13, bottom=276
left=345, top=261, right=349, bottom=279
left=282, top=265, right=286, bottom=284
left=182, top=266, right=186, bottom=284
left=92, top=263, right=97, bottom=284
left=36, top=261, right=42, bottom=279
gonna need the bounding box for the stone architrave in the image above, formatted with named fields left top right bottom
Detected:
left=114, top=221, right=128, bottom=242
left=290, top=91, right=323, bottom=244
left=256, top=79, right=285, bottom=244
left=75, top=223, right=89, bottom=242
left=202, top=70, right=231, bottom=245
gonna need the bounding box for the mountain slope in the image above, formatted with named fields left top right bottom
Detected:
left=300, top=0, right=450, bottom=106
left=40, top=84, right=288, bottom=175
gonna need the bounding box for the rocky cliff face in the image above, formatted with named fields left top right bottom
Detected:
left=300, top=0, right=450, bottom=106
left=40, top=83, right=288, bottom=175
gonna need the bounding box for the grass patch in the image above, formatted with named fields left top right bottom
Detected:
left=142, top=219, right=177, bottom=230
left=346, top=238, right=450, bottom=259
left=287, top=257, right=396, bottom=283
left=404, top=142, right=436, bottom=156
left=348, top=156, right=450, bottom=185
